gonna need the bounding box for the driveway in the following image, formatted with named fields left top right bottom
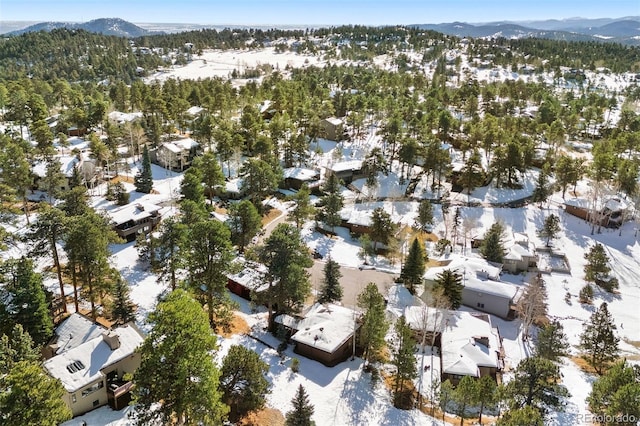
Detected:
left=307, top=260, right=398, bottom=308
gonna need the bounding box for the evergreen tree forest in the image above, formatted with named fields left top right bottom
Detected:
left=0, top=20, right=639, bottom=426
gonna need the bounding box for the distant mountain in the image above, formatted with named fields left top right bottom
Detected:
left=6, top=18, right=156, bottom=37
left=413, top=17, right=640, bottom=45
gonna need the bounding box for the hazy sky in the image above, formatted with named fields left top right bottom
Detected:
left=1, top=0, right=638, bottom=25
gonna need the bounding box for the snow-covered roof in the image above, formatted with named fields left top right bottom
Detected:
left=161, top=142, right=182, bottom=154
left=339, top=201, right=419, bottom=228
left=161, top=138, right=199, bottom=153
left=291, top=303, right=358, bottom=354
left=441, top=311, right=500, bottom=377
left=108, top=111, right=143, bottom=124
left=186, top=106, right=204, bottom=116
left=32, top=155, right=80, bottom=178
left=106, top=202, right=161, bottom=226
left=505, top=241, right=535, bottom=261
left=564, top=197, right=590, bottom=208
left=227, top=262, right=269, bottom=293
left=425, top=255, right=501, bottom=282
left=50, top=314, right=108, bottom=355
left=225, top=178, right=244, bottom=194
left=44, top=324, right=144, bottom=392
left=283, top=167, right=320, bottom=181
left=328, top=160, right=363, bottom=173
left=324, top=117, right=343, bottom=126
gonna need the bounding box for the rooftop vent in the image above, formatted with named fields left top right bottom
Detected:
left=66, top=360, right=85, bottom=373
left=102, top=331, right=121, bottom=350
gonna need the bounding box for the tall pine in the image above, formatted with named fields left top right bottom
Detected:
left=132, top=289, right=228, bottom=425
left=480, top=222, right=506, bottom=263
left=400, top=237, right=426, bottom=295
left=134, top=144, right=153, bottom=193
left=579, top=302, right=620, bottom=374
left=285, top=384, right=315, bottom=426
left=357, top=283, right=389, bottom=365
left=0, top=258, right=53, bottom=346
left=433, top=269, right=463, bottom=310
left=318, top=257, right=343, bottom=304
left=392, top=316, right=417, bottom=408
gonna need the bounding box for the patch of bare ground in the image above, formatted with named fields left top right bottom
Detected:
left=217, top=312, right=250, bottom=338
left=109, top=176, right=135, bottom=184
left=238, top=407, right=285, bottom=426
left=261, top=208, right=282, bottom=226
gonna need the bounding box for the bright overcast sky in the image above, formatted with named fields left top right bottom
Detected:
left=1, top=0, right=638, bottom=25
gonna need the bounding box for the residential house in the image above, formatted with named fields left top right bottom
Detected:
left=226, top=262, right=269, bottom=301
left=105, top=202, right=162, bottom=242
left=43, top=321, right=145, bottom=417
left=152, top=137, right=200, bottom=171
left=325, top=160, right=364, bottom=185
left=319, top=117, right=344, bottom=141
left=564, top=196, right=632, bottom=229
left=32, top=154, right=99, bottom=194
left=502, top=233, right=537, bottom=274
left=43, top=313, right=107, bottom=359
left=440, top=310, right=504, bottom=385
left=284, top=303, right=359, bottom=367
left=423, top=255, right=524, bottom=319
left=282, top=167, right=321, bottom=191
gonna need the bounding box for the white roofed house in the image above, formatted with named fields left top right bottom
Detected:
left=104, top=201, right=162, bottom=242
left=319, top=116, right=345, bottom=141
left=282, top=167, right=321, bottom=191
left=325, top=159, right=364, bottom=185
left=283, top=303, right=360, bottom=367
left=152, top=137, right=200, bottom=171
left=32, top=153, right=99, bottom=196
left=502, top=233, right=538, bottom=274
left=422, top=255, right=524, bottom=319
left=43, top=319, right=145, bottom=417
left=439, top=311, right=504, bottom=386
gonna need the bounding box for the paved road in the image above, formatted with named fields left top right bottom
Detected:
left=307, top=260, right=398, bottom=309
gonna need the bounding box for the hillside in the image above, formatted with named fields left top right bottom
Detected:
left=6, top=17, right=154, bottom=37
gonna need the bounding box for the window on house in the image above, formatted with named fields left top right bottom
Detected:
left=92, top=399, right=100, bottom=407
left=71, top=394, right=77, bottom=403
left=477, top=303, right=485, bottom=308
left=82, top=381, right=104, bottom=397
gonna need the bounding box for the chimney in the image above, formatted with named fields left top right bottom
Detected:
left=102, top=331, right=121, bottom=350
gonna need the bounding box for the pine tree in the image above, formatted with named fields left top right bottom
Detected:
left=453, top=376, right=476, bottom=426
left=370, top=207, right=396, bottom=252
left=132, top=289, right=229, bottom=425
left=184, top=220, right=236, bottom=332
left=290, top=183, right=315, bottom=229
left=415, top=199, right=434, bottom=233
left=109, top=272, right=136, bottom=325
left=285, top=384, right=315, bottom=426
left=433, top=269, right=463, bottom=310
left=156, top=217, right=187, bottom=290
left=25, top=204, right=67, bottom=313
left=0, top=361, right=72, bottom=426
left=227, top=199, right=262, bottom=253
left=579, top=302, right=620, bottom=374
left=531, top=168, right=550, bottom=205
left=134, top=144, right=153, bottom=193
left=537, top=214, right=560, bottom=247
left=318, top=174, right=344, bottom=233
left=180, top=166, right=205, bottom=205
left=535, top=320, right=568, bottom=362
left=584, top=243, right=618, bottom=292
left=193, top=152, right=224, bottom=203
left=400, top=237, right=426, bottom=295
left=497, top=406, right=544, bottom=426
left=473, top=374, right=498, bottom=424
left=219, top=345, right=270, bottom=421
left=0, top=258, right=53, bottom=346
left=392, top=316, right=417, bottom=408
left=587, top=360, right=640, bottom=423
left=0, top=324, right=40, bottom=374
left=357, top=283, right=389, bottom=365
left=480, top=222, right=506, bottom=263
left=503, top=356, right=569, bottom=414
left=257, top=223, right=313, bottom=331
left=460, top=149, right=484, bottom=195
left=318, top=257, right=343, bottom=304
